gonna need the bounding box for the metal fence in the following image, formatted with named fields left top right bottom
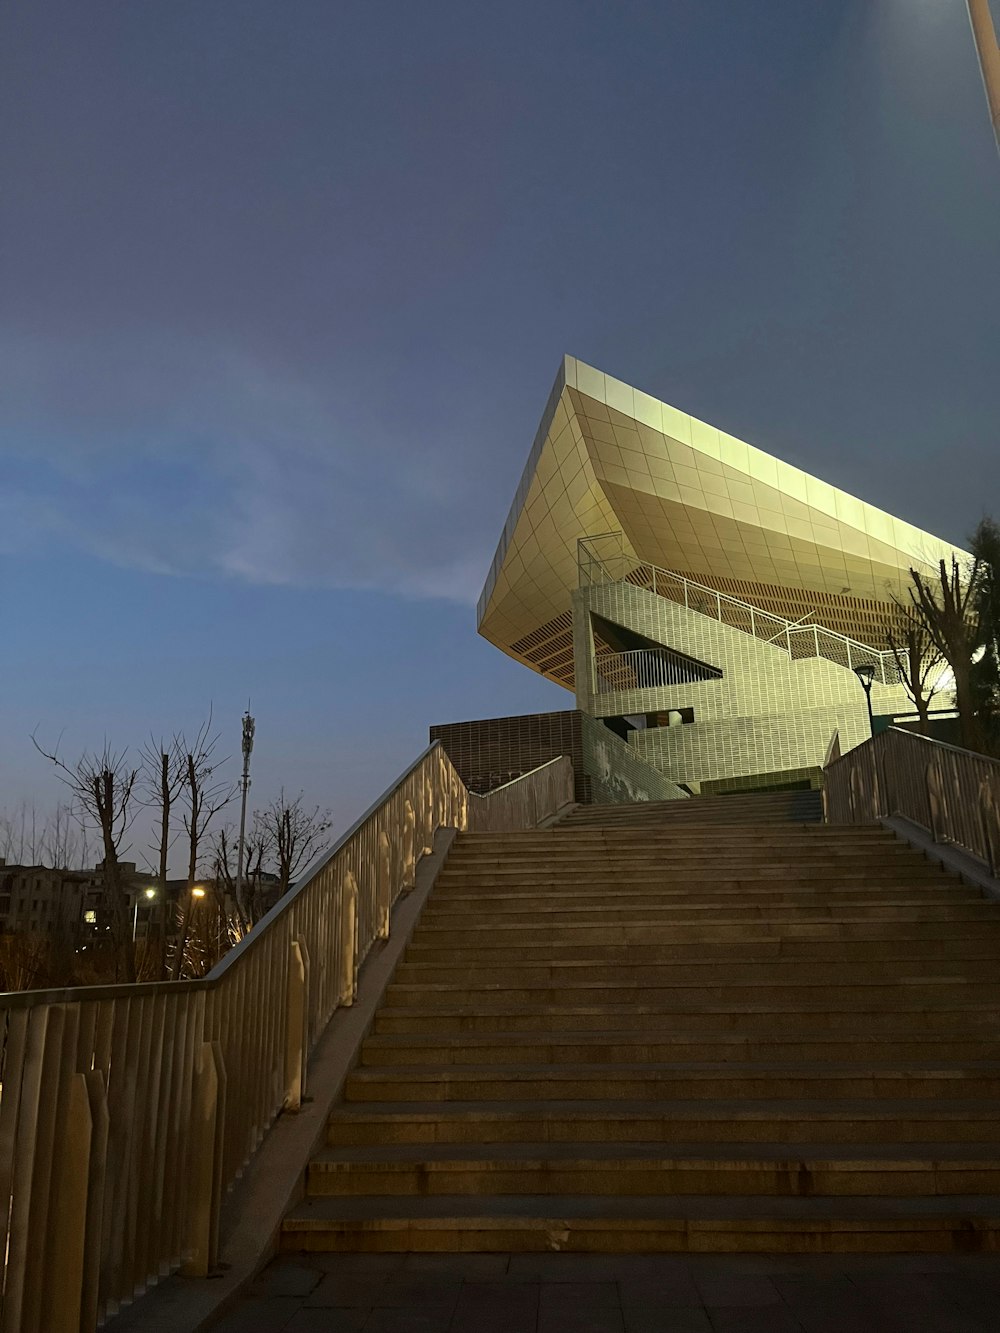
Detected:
left=579, top=534, right=901, bottom=685
left=0, top=745, right=574, bottom=1333
left=824, top=727, right=1000, bottom=874
left=593, top=648, right=722, bottom=693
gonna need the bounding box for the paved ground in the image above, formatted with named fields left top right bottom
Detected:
left=212, top=1251, right=1000, bottom=1332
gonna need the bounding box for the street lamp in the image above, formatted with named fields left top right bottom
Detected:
left=853, top=663, right=877, bottom=738
left=235, top=707, right=255, bottom=919
left=133, top=886, right=158, bottom=941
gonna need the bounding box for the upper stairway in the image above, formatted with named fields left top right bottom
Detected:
left=282, top=793, right=1000, bottom=1255
left=559, top=789, right=823, bottom=827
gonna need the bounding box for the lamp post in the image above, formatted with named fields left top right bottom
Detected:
left=968, top=0, right=1000, bottom=158
left=853, top=663, right=877, bottom=738
left=235, top=707, right=255, bottom=922
left=132, top=885, right=158, bottom=941
left=170, top=883, right=206, bottom=981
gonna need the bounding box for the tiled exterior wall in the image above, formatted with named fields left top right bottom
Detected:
left=633, top=708, right=849, bottom=790
left=572, top=580, right=911, bottom=789
left=580, top=714, right=689, bottom=805
left=429, top=711, right=588, bottom=802
left=700, top=766, right=823, bottom=795
left=430, top=709, right=688, bottom=807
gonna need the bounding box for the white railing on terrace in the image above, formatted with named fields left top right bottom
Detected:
left=824, top=728, right=1000, bottom=875
left=0, top=747, right=574, bottom=1333
left=594, top=648, right=721, bottom=694
left=579, top=534, right=900, bottom=686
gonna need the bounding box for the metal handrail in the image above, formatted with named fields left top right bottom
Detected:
left=579, top=536, right=899, bottom=685
left=593, top=648, right=721, bottom=693
left=0, top=747, right=575, bottom=1331
left=823, top=727, right=1000, bottom=875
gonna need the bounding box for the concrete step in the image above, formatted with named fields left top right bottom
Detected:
left=433, top=871, right=944, bottom=889
left=458, top=825, right=880, bottom=843
left=326, top=1099, right=1000, bottom=1146
left=557, top=813, right=823, bottom=827
left=391, top=957, right=1000, bottom=987
left=304, top=1141, right=1000, bottom=1198
left=280, top=1193, right=1000, bottom=1254
left=402, top=935, right=1000, bottom=965
left=373, top=1001, right=1000, bottom=1036
left=383, top=978, right=1000, bottom=1011
left=438, top=847, right=938, bottom=867
left=343, top=1062, right=1000, bottom=1103
left=433, top=868, right=950, bottom=889
left=407, top=916, right=1000, bottom=947
left=419, top=895, right=980, bottom=926
left=360, top=1031, right=1000, bottom=1067
left=448, top=833, right=911, bottom=850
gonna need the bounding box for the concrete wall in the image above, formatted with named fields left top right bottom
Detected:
left=573, top=580, right=910, bottom=789
left=579, top=714, right=689, bottom=804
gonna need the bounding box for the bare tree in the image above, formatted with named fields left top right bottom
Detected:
left=906, top=557, right=984, bottom=752
left=265, top=790, right=333, bottom=898
left=0, top=800, right=43, bottom=866
left=138, top=735, right=185, bottom=890
left=0, top=931, right=52, bottom=991
left=886, top=617, right=944, bottom=734
left=171, top=714, right=236, bottom=980
left=138, top=735, right=186, bottom=976
left=211, top=814, right=271, bottom=934
left=31, top=735, right=139, bottom=982
left=180, top=712, right=237, bottom=888
left=41, top=801, right=92, bottom=869
left=970, top=516, right=1000, bottom=753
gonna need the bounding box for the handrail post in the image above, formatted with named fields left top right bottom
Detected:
left=283, top=937, right=309, bottom=1111
left=926, top=762, right=943, bottom=843
left=979, top=777, right=1000, bottom=876
left=42, top=1072, right=92, bottom=1333
left=338, top=873, right=359, bottom=1007
left=180, top=1041, right=223, bottom=1278
left=80, top=1070, right=110, bottom=1333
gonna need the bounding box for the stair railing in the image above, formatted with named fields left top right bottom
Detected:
left=0, top=747, right=574, bottom=1333
left=578, top=535, right=899, bottom=685
left=824, top=728, right=1000, bottom=874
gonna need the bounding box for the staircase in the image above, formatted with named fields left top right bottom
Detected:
left=558, top=790, right=824, bottom=827
left=282, top=794, right=1000, bottom=1255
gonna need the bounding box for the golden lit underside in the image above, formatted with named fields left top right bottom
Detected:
left=478, top=358, right=966, bottom=692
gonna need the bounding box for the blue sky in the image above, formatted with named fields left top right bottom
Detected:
left=2, top=1, right=999, bottom=864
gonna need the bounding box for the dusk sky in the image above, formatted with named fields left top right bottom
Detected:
left=2, top=2, right=999, bottom=866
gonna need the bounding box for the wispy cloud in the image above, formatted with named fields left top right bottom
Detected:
left=0, top=330, right=492, bottom=604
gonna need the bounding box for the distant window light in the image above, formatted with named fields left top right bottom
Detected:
left=84, top=910, right=97, bottom=924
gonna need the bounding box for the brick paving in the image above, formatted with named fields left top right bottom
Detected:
left=211, top=1252, right=1000, bottom=1332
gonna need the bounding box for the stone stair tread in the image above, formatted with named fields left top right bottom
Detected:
left=364, top=1031, right=1000, bottom=1049
left=310, top=1141, right=1000, bottom=1165
left=376, top=998, right=1000, bottom=1015
left=329, top=1097, right=1000, bottom=1120
left=388, top=978, right=994, bottom=993
left=283, top=1193, right=1000, bottom=1224
left=350, top=1059, right=1000, bottom=1079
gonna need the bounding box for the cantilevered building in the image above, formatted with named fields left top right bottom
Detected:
left=475, top=357, right=965, bottom=794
